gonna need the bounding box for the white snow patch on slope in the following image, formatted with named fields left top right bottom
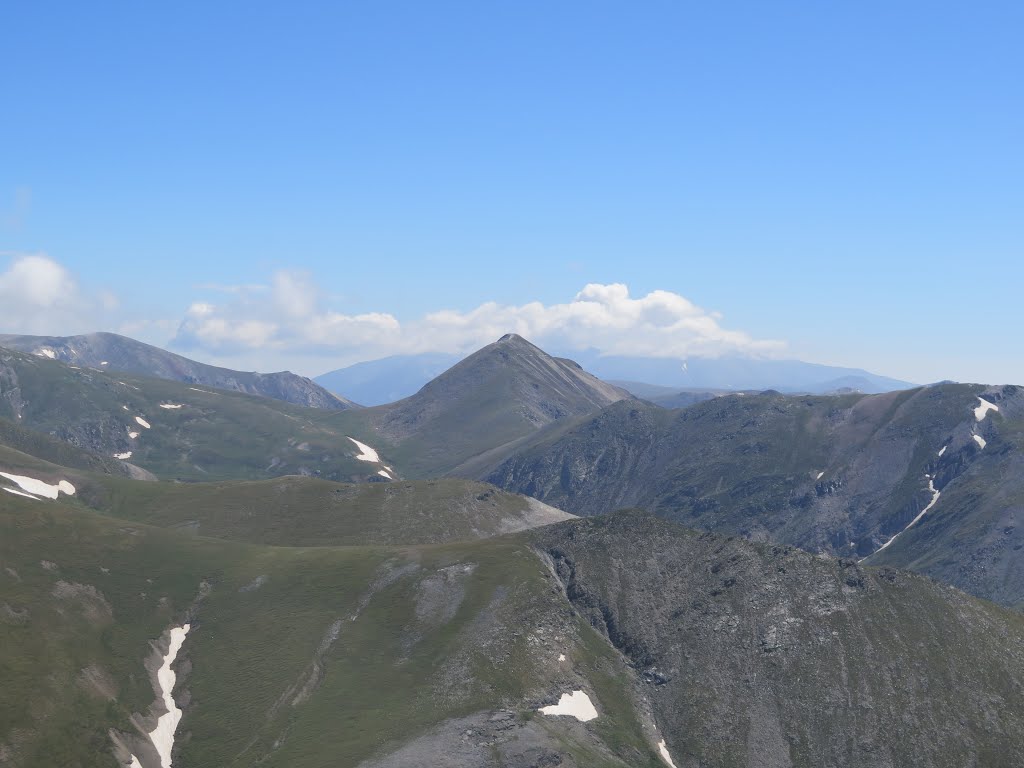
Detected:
left=377, top=469, right=392, bottom=479
left=938, top=445, right=947, bottom=457
left=658, top=739, right=679, bottom=768
left=974, top=434, right=987, bottom=449
left=100, top=361, right=109, bottom=366
left=159, top=404, right=183, bottom=410
left=816, top=471, right=824, bottom=480
left=114, top=452, right=133, bottom=460
left=34, top=348, right=55, bottom=359
left=0, top=473, right=75, bottom=499
left=348, top=437, right=381, bottom=463
left=872, top=475, right=941, bottom=557
left=129, top=431, right=139, bottom=439
left=4, top=487, right=39, bottom=500
left=128, top=756, right=143, bottom=768
left=150, top=624, right=190, bottom=768
left=974, top=397, right=999, bottom=421
left=538, top=690, right=598, bottom=722
left=135, top=416, right=151, bottom=429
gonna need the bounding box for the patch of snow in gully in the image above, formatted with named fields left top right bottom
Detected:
left=538, top=690, right=598, bottom=722
left=974, top=397, right=999, bottom=422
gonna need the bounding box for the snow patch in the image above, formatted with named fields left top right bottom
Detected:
left=0, top=472, right=75, bottom=500
left=100, top=361, right=109, bottom=366
left=538, top=690, right=598, bottom=722
left=974, top=397, right=999, bottom=422
left=159, top=404, right=183, bottom=410
left=348, top=437, right=381, bottom=463
left=34, top=348, right=55, bottom=359
left=4, top=487, right=39, bottom=500
left=377, top=469, right=392, bottom=479
left=188, top=387, right=217, bottom=394
left=974, top=434, right=987, bottom=449
left=150, top=624, right=190, bottom=768
left=129, top=431, right=139, bottom=439
left=557, top=653, right=566, bottom=662
left=815, top=471, right=824, bottom=480
left=872, top=475, right=941, bottom=557
left=657, top=739, right=679, bottom=768
left=938, top=445, right=947, bottom=457
left=135, top=416, right=151, bottom=429
left=114, top=452, right=133, bottom=460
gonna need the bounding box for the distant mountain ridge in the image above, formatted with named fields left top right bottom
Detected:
left=316, top=352, right=461, bottom=406
left=316, top=348, right=914, bottom=406
left=0, top=332, right=358, bottom=409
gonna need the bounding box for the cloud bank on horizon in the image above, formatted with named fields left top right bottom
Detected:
left=172, top=270, right=785, bottom=362
left=0, top=253, right=783, bottom=365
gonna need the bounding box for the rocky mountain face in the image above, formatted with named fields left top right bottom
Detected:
left=533, top=511, right=1024, bottom=768
left=482, top=383, right=1024, bottom=607
left=0, top=332, right=357, bottom=409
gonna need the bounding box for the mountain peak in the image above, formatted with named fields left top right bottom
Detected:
left=496, top=332, right=528, bottom=344
left=367, top=336, right=631, bottom=476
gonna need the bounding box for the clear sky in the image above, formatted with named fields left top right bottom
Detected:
left=2, top=1, right=1021, bottom=383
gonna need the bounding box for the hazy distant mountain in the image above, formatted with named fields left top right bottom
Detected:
left=0, top=332, right=357, bottom=410
left=316, top=349, right=914, bottom=406
left=316, top=353, right=461, bottom=406
left=572, top=351, right=916, bottom=393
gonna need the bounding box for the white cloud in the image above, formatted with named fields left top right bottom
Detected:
left=172, top=272, right=783, bottom=365
left=0, top=253, right=117, bottom=335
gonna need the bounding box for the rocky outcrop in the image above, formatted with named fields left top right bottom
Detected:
left=533, top=511, right=1024, bottom=767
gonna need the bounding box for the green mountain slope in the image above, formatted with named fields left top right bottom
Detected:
left=0, top=349, right=384, bottom=482
left=6, top=495, right=1024, bottom=767
left=0, top=497, right=659, bottom=768
left=91, top=475, right=574, bottom=547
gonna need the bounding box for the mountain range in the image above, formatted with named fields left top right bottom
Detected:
left=0, top=332, right=357, bottom=410
left=315, top=349, right=915, bottom=406
left=2, top=329, right=1023, bottom=767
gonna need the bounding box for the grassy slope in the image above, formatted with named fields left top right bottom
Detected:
left=0, top=350, right=384, bottom=482
left=0, top=498, right=658, bottom=768
left=91, top=475, right=572, bottom=547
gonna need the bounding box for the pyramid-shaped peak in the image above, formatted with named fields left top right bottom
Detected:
left=497, top=333, right=529, bottom=344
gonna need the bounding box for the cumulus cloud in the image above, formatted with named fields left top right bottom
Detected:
left=0, top=253, right=116, bottom=335
left=172, top=272, right=783, bottom=364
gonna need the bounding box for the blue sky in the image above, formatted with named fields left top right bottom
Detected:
left=2, top=1, right=1022, bottom=383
